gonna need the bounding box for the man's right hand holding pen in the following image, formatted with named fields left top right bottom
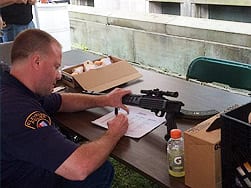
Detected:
left=104, top=88, right=131, bottom=138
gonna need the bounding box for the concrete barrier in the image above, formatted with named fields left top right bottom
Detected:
left=68, top=5, right=251, bottom=76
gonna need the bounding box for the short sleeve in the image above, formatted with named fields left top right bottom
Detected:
left=38, top=93, right=62, bottom=115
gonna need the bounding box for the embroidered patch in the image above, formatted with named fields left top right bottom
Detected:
left=25, top=111, right=52, bottom=129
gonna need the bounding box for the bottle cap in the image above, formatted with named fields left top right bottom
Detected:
left=170, top=129, right=182, bottom=139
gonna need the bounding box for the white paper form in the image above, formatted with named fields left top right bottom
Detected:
left=92, top=106, right=166, bottom=138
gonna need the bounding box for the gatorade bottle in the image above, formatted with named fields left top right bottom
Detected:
left=167, top=129, right=185, bottom=177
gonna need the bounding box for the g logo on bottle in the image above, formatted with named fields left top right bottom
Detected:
left=174, top=156, right=182, bottom=165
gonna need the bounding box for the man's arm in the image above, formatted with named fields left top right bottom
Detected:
left=55, top=88, right=130, bottom=180
left=0, top=15, right=3, bottom=30
left=0, top=0, right=36, bottom=7
left=55, top=113, right=128, bottom=180
left=59, top=88, right=131, bottom=113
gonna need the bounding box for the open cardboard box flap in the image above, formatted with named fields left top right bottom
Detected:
left=74, top=60, right=141, bottom=92
left=185, top=114, right=221, bottom=144
left=62, top=56, right=142, bottom=92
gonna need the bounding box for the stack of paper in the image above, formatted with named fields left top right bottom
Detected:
left=92, top=106, right=166, bottom=138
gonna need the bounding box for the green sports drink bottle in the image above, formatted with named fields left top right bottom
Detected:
left=167, top=129, right=185, bottom=177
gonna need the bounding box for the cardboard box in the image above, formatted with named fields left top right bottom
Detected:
left=61, top=56, right=142, bottom=92
left=184, top=115, right=222, bottom=188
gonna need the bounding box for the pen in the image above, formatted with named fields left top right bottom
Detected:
left=115, top=107, right=118, bottom=116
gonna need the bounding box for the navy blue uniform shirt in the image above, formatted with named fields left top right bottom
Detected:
left=0, top=71, right=79, bottom=187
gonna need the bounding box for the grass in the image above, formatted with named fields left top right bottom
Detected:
left=109, top=157, right=161, bottom=188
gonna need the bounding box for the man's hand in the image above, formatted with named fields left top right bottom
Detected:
left=27, top=0, right=36, bottom=5
left=106, top=88, right=131, bottom=113
left=0, top=0, right=36, bottom=7
left=107, top=113, right=129, bottom=138
left=14, top=0, right=36, bottom=4
left=0, top=16, right=3, bottom=30
left=15, top=0, right=28, bottom=4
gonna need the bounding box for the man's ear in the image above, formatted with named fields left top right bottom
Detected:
left=30, top=53, right=41, bottom=70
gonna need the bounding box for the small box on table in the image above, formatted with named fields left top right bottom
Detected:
left=184, top=115, right=222, bottom=188
left=61, top=56, right=142, bottom=92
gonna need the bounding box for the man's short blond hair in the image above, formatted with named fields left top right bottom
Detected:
left=11, top=29, right=62, bottom=64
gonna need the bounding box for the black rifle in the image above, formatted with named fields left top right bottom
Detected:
left=122, top=88, right=184, bottom=141
left=82, top=88, right=218, bottom=140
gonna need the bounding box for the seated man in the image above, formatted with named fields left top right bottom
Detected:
left=1, top=29, right=131, bottom=187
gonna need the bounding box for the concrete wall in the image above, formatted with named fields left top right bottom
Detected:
left=94, top=0, right=147, bottom=13
left=72, top=0, right=251, bottom=21
left=68, top=5, right=251, bottom=76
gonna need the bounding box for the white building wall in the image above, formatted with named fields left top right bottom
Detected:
left=85, top=0, right=251, bottom=20
left=94, top=0, right=147, bottom=13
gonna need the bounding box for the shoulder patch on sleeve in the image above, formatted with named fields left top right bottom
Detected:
left=25, top=111, right=52, bottom=129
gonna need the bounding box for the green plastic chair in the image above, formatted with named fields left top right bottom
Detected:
left=186, top=57, right=251, bottom=91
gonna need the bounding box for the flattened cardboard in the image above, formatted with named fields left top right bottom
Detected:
left=184, top=115, right=222, bottom=188
left=62, top=56, right=142, bottom=92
